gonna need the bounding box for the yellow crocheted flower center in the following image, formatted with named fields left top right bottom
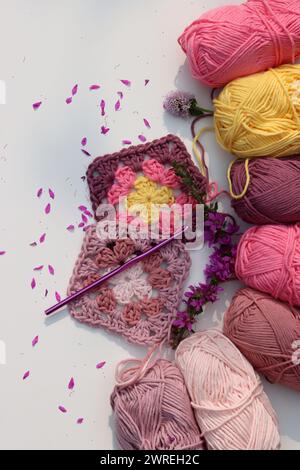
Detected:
left=126, top=176, right=174, bottom=223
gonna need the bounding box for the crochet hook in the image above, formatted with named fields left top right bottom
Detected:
left=45, top=226, right=188, bottom=316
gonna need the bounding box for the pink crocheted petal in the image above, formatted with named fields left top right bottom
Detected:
left=121, top=302, right=141, bottom=326
left=114, top=166, right=136, bottom=188
left=143, top=252, right=163, bottom=272
left=113, top=238, right=136, bottom=262
left=96, top=287, right=116, bottom=314
left=132, top=278, right=152, bottom=300
left=142, top=159, right=165, bottom=183
left=113, top=281, right=134, bottom=304
left=175, top=193, right=198, bottom=208
left=107, top=184, right=129, bottom=205
left=148, top=268, right=172, bottom=289
left=142, top=298, right=162, bottom=317
left=96, top=248, right=117, bottom=268
left=161, top=168, right=181, bottom=189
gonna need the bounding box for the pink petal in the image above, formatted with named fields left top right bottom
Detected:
left=84, top=210, right=93, bottom=218
left=145, top=79, right=150, bottom=86
left=77, top=418, right=84, bottom=424
left=0, top=251, right=6, bottom=255
left=115, top=100, right=121, bottom=111
left=81, top=137, right=87, bottom=146
left=72, top=84, right=78, bottom=96
left=120, top=80, right=131, bottom=87
left=100, top=126, right=110, bottom=135
left=100, top=99, right=106, bottom=116
left=49, top=188, right=55, bottom=199
left=58, top=405, right=67, bottom=413
left=138, top=134, right=147, bottom=143
left=89, top=84, right=101, bottom=90
left=39, top=233, right=46, bottom=244
left=143, top=118, right=151, bottom=128
left=33, top=101, right=42, bottom=110
left=81, top=149, right=91, bottom=157
left=68, top=377, right=75, bottom=390
left=67, top=224, right=75, bottom=232
left=96, top=361, right=106, bottom=369
left=66, top=97, right=72, bottom=104
left=81, top=214, right=88, bottom=224
left=23, top=371, right=30, bottom=380
left=33, top=265, right=44, bottom=271
left=122, top=140, right=132, bottom=146
left=48, top=265, right=55, bottom=275
left=30, top=242, right=37, bottom=247
left=78, top=205, right=87, bottom=212
left=83, top=225, right=92, bottom=232
left=31, top=278, right=36, bottom=289
left=55, top=291, right=61, bottom=302
left=32, top=335, right=39, bottom=347
left=45, top=203, right=51, bottom=214
left=37, top=188, right=43, bottom=198
left=78, top=222, right=85, bottom=228
left=117, top=91, right=123, bottom=100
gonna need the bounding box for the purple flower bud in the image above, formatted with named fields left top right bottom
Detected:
left=163, top=90, right=195, bottom=118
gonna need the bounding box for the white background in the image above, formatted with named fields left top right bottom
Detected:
left=0, top=0, right=299, bottom=450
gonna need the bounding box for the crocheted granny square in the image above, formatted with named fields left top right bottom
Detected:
left=86, top=134, right=207, bottom=221
left=68, top=225, right=191, bottom=346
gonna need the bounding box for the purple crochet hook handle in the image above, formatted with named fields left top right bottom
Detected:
left=45, top=226, right=187, bottom=316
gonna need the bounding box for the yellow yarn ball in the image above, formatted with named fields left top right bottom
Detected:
left=214, top=64, right=300, bottom=159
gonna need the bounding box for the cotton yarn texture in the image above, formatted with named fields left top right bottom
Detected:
left=230, top=156, right=300, bottom=224
left=235, top=224, right=300, bottom=306
left=178, top=0, right=300, bottom=88
left=214, top=64, right=300, bottom=159
left=67, top=225, right=190, bottom=346
left=111, top=359, right=205, bottom=450
left=175, top=330, right=280, bottom=450
left=224, top=287, right=300, bottom=392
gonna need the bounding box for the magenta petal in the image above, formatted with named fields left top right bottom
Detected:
left=89, top=84, right=101, bottom=90
left=66, top=97, right=72, bottom=104
left=72, top=84, right=78, bottom=96
left=81, top=137, right=87, bottom=146
left=138, top=134, right=147, bottom=142
left=144, top=79, right=150, bottom=86
left=44, top=289, right=48, bottom=297
left=30, top=242, right=37, bottom=247
left=120, top=79, right=131, bottom=87
left=0, top=251, right=6, bottom=255
left=58, top=405, right=67, bottom=413
left=68, top=377, right=75, bottom=390
left=100, top=126, right=110, bottom=135
left=49, top=188, right=55, bottom=199
left=67, top=224, right=75, bottom=232
left=143, top=118, right=151, bottom=128
left=78, top=222, right=85, bottom=228
left=115, top=100, right=121, bottom=111
left=23, top=371, right=30, bottom=380
left=84, top=210, right=93, bottom=218
left=32, top=335, right=39, bottom=347
left=45, top=203, right=51, bottom=214
left=77, top=418, right=84, bottom=424
left=78, top=205, right=87, bottom=212
left=96, top=361, right=106, bottom=369
left=39, top=233, right=46, bottom=244
left=37, top=188, right=43, bottom=198
left=122, top=140, right=132, bottom=145
left=31, top=278, right=36, bottom=289
left=55, top=291, right=61, bottom=302
left=117, top=91, right=123, bottom=100
left=33, top=265, right=44, bottom=271
left=81, top=149, right=91, bottom=157
left=81, top=214, right=88, bottom=224
left=100, top=99, right=106, bottom=116
left=48, top=265, right=55, bottom=275
left=33, top=101, right=42, bottom=110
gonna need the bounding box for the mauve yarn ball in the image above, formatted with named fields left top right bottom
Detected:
left=224, top=287, right=300, bottom=392
left=111, top=359, right=205, bottom=450
left=179, top=0, right=300, bottom=87
left=235, top=224, right=300, bottom=307
left=230, top=157, right=300, bottom=225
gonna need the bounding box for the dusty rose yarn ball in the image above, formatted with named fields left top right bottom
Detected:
left=235, top=224, right=300, bottom=306
left=230, top=157, right=300, bottom=225
left=224, top=287, right=300, bottom=392
left=111, top=359, right=205, bottom=450
left=179, top=0, right=300, bottom=87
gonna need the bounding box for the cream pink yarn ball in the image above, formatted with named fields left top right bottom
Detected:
left=175, top=330, right=280, bottom=450
left=179, top=0, right=300, bottom=87
left=235, top=224, right=300, bottom=306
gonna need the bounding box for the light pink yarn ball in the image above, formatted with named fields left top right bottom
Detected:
left=176, top=330, right=280, bottom=450
left=235, top=224, right=300, bottom=306
left=179, top=0, right=300, bottom=87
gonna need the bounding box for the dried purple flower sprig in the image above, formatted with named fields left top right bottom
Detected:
left=163, top=90, right=212, bottom=118
left=170, top=164, right=239, bottom=348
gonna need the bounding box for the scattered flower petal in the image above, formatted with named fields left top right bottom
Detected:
left=117, top=91, right=123, bottom=100
left=0, top=251, right=6, bottom=255
left=77, top=418, right=84, bottom=424
left=81, top=137, right=87, bottom=146
left=44, top=289, right=48, bottom=297
left=101, top=126, right=110, bottom=135
left=32, top=336, right=39, bottom=347
left=78, top=222, right=85, bottom=228
left=81, top=214, right=88, bottom=224
left=67, top=224, right=75, bottom=232
left=122, top=140, right=132, bottom=145
left=72, top=84, right=78, bottom=96
left=37, top=188, right=43, bottom=198
left=145, top=79, right=150, bottom=86
left=143, top=118, right=151, bottom=128
left=33, top=101, right=42, bottom=110
left=89, top=84, right=101, bottom=90
left=120, top=79, right=131, bottom=87
left=78, top=205, right=87, bottom=212
left=66, top=97, right=72, bottom=105
left=96, top=361, right=106, bottom=369
left=55, top=291, right=61, bottom=302
left=100, top=99, right=106, bottom=116
left=138, top=134, right=147, bottom=143
left=58, top=405, right=67, bottom=413
left=48, top=265, right=55, bottom=275
left=49, top=188, right=55, bottom=199
left=68, top=377, right=75, bottom=390
left=30, top=242, right=37, bottom=247
left=81, top=149, right=91, bottom=157
left=31, top=278, right=36, bottom=289
left=115, top=100, right=121, bottom=111
left=39, top=233, right=46, bottom=244
left=45, top=203, right=51, bottom=215
left=23, top=371, right=30, bottom=380
left=33, top=265, right=44, bottom=271
left=84, top=210, right=93, bottom=218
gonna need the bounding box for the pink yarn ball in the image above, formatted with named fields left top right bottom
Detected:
left=111, top=359, right=205, bottom=450
left=179, top=0, right=300, bottom=87
left=235, top=224, right=300, bottom=306
left=224, top=287, right=300, bottom=392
